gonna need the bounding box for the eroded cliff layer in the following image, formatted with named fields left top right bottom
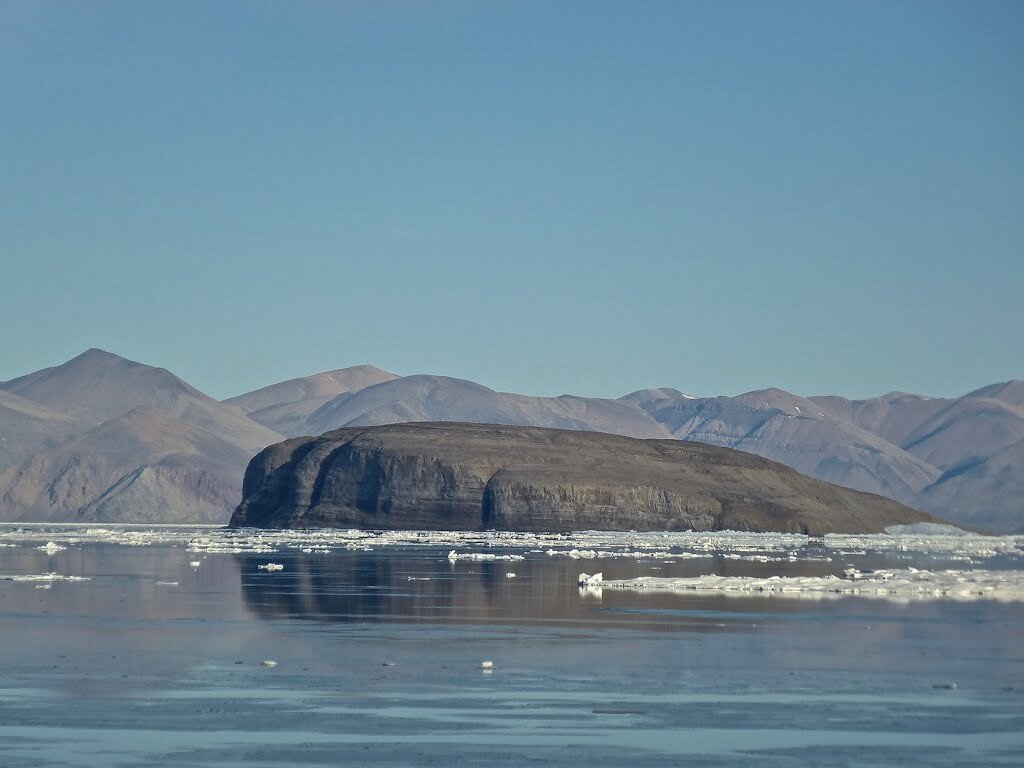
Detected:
left=230, top=422, right=938, bottom=534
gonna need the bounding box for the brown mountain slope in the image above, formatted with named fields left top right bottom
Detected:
left=0, top=407, right=258, bottom=523
left=0, top=390, right=78, bottom=472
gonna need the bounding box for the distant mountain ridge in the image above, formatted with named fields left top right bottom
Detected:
left=622, top=384, right=1024, bottom=533
left=225, top=365, right=399, bottom=435
left=0, top=348, right=1020, bottom=531
left=300, top=374, right=672, bottom=439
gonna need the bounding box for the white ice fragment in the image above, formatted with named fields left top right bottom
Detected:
left=258, top=563, right=284, bottom=571
left=0, top=525, right=1020, bottom=573
left=37, top=542, right=66, bottom=554
left=2, top=572, right=90, bottom=583
left=261, top=659, right=277, bottom=668
left=189, top=560, right=201, bottom=568
left=505, top=572, right=516, bottom=578
left=593, top=568, right=1024, bottom=602
left=481, top=660, right=494, bottom=669
left=447, top=551, right=524, bottom=562
left=156, top=581, right=178, bottom=586
left=578, top=572, right=604, bottom=586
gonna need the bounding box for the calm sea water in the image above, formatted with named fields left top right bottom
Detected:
left=1, top=526, right=1022, bottom=767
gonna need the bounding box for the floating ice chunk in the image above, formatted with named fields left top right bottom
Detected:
left=1, top=524, right=1020, bottom=571
left=261, top=659, right=277, bottom=668
left=189, top=560, right=201, bottom=568
left=505, top=572, right=516, bottom=579
left=2, top=572, right=90, bottom=583
left=546, top=548, right=675, bottom=560
left=447, top=550, right=524, bottom=562
left=548, top=548, right=600, bottom=558
left=258, top=563, right=284, bottom=571
left=35, top=584, right=52, bottom=590
left=37, top=542, right=66, bottom=554
left=594, top=569, right=1024, bottom=602
left=481, top=660, right=494, bottom=669
left=578, top=572, right=604, bottom=586
left=155, top=580, right=179, bottom=586
left=407, top=576, right=430, bottom=581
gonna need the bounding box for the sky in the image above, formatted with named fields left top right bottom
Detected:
left=1, top=1, right=1022, bottom=402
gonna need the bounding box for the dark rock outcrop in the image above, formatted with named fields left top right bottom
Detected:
left=231, top=422, right=938, bottom=534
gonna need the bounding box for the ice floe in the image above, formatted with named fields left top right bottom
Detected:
left=448, top=550, right=524, bottom=562
left=592, top=568, right=1024, bottom=602
left=0, top=573, right=90, bottom=583
left=577, top=573, right=604, bottom=599
left=257, top=563, right=284, bottom=571
left=545, top=548, right=675, bottom=560
left=36, top=542, right=66, bottom=554
left=0, top=523, right=1019, bottom=569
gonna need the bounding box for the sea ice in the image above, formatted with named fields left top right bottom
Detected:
left=592, top=568, right=1024, bottom=602
left=447, top=550, right=524, bottom=562
left=1, top=523, right=1020, bottom=572
left=257, top=563, right=284, bottom=571
left=0, top=572, right=90, bottom=583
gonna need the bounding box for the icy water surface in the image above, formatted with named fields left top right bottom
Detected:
left=1, top=524, right=1023, bottom=767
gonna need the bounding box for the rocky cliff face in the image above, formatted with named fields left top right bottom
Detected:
left=231, top=422, right=937, bottom=535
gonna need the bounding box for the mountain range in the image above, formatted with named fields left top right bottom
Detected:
left=1, top=348, right=1021, bottom=532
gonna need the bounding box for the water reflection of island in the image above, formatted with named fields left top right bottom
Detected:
left=234, top=548, right=1024, bottom=679
left=236, top=548, right=929, bottom=632
left=236, top=549, right=769, bottom=631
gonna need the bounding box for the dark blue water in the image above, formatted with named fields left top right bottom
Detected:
left=1, top=534, right=1022, bottom=766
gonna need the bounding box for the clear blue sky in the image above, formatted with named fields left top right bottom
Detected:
left=2, top=1, right=1022, bottom=401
